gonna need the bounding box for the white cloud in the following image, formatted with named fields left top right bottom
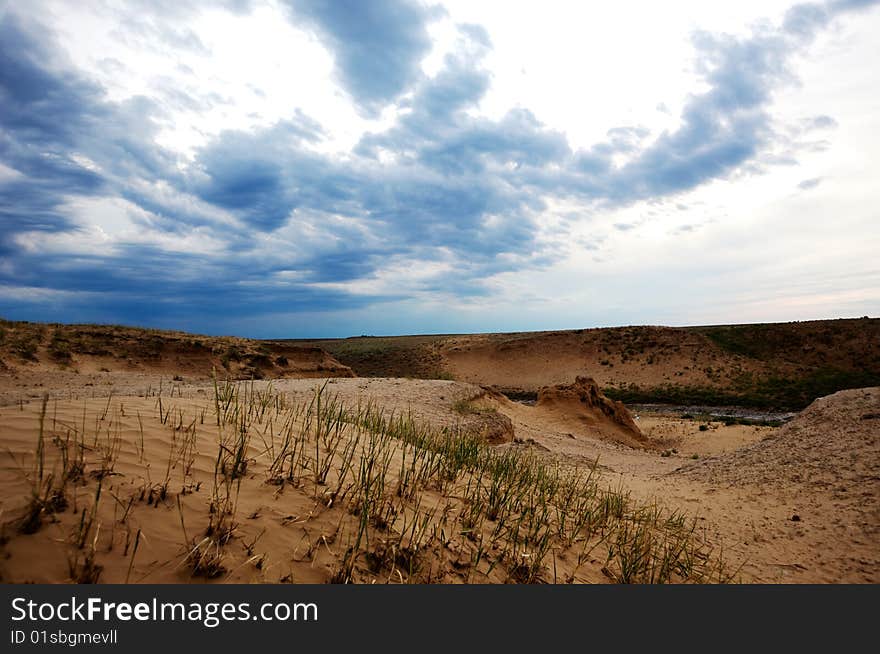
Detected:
left=3, top=0, right=878, bottom=334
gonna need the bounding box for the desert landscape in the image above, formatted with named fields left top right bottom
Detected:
left=0, top=317, right=876, bottom=584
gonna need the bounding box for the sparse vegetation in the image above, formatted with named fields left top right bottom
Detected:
left=452, top=396, right=497, bottom=416
left=291, top=334, right=455, bottom=380
left=605, top=366, right=880, bottom=411
left=48, top=332, right=73, bottom=363
left=0, top=318, right=352, bottom=381
left=1, top=380, right=734, bottom=584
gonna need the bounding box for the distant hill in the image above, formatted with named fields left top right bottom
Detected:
left=0, top=319, right=353, bottom=380
left=295, top=318, right=880, bottom=410
left=3, top=317, right=875, bottom=409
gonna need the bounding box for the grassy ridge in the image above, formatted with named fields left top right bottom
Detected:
left=605, top=368, right=880, bottom=410
left=0, top=318, right=351, bottom=379
left=693, top=318, right=879, bottom=367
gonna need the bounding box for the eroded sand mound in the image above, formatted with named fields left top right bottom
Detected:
left=455, top=388, right=516, bottom=444
left=534, top=376, right=652, bottom=449
left=461, top=408, right=515, bottom=444
left=678, top=387, right=880, bottom=490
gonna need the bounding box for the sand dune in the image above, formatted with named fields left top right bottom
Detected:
left=0, top=320, right=877, bottom=584
left=657, top=388, right=880, bottom=582
left=678, top=387, right=880, bottom=490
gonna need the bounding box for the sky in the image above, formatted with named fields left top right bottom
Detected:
left=0, top=0, right=878, bottom=338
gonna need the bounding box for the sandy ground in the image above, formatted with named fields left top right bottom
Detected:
left=637, top=415, right=772, bottom=457
left=0, top=373, right=876, bottom=583
left=0, top=377, right=518, bottom=584
left=484, top=390, right=879, bottom=583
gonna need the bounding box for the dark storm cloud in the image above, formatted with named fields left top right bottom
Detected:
left=283, top=0, right=441, bottom=116
left=0, top=12, right=370, bottom=327
left=0, top=0, right=875, bottom=334
left=0, top=14, right=108, bottom=254
left=0, top=16, right=105, bottom=148
left=0, top=13, right=180, bottom=188
left=186, top=33, right=565, bottom=265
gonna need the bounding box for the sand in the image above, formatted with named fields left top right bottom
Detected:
left=0, top=321, right=877, bottom=584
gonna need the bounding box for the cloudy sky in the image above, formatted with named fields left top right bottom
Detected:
left=1, top=0, right=878, bottom=337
